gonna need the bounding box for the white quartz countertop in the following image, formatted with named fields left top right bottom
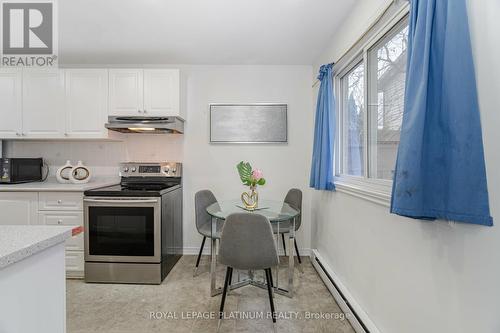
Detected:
left=0, top=225, right=77, bottom=269
left=0, top=176, right=119, bottom=192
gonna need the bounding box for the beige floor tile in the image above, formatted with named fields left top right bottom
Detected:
left=67, top=255, right=355, bottom=333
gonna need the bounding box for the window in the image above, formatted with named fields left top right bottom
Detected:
left=337, top=15, right=409, bottom=186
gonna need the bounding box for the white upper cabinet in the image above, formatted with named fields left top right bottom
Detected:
left=0, top=67, right=182, bottom=139
left=22, top=70, right=65, bottom=138
left=109, top=69, right=181, bottom=118
left=65, top=69, right=108, bottom=138
left=0, top=69, right=22, bottom=138
left=108, top=69, right=144, bottom=116
left=143, top=69, right=180, bottom=117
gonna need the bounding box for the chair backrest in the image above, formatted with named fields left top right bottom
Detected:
left=218, top=213, right=279, bottom=270
left=284, top=188, right=302, bottom=230
left=194, top=190, right=219, bottom=232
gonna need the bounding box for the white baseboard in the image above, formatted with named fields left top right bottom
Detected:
left=183, top=246, right=311, bottom=257
left=310, top=249, right=381, bottom=333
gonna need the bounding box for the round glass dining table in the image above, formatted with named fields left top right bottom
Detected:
left=205, top=199, right=301, bottom=298
left=206, top=199, right=300, bottom=222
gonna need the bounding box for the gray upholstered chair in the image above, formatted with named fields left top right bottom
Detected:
left=273, top=188, right=303, bottom=264
left=218, top=213, right=279, bottom=328
left=194, top=190, right=223, bottom=276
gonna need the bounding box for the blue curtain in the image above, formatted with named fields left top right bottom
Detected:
left=391, top=0, right=492, bottom=226
left=310, top=63, right=335, bottom=191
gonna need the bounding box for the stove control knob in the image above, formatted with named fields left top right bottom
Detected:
left=164, top=167, right=170, bottom=174
left=172, top=168, right=177, bottom=174
left=131, top=167, right=137, bottom=172
left=123, top=167, right=129, bottom=173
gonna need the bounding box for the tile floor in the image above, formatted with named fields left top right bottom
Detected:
left=67, top=255, right=355, bottom=333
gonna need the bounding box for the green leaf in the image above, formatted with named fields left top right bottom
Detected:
left=257, top=178, right=266, bottom=186
left=236, top=161, right=253, bottom=184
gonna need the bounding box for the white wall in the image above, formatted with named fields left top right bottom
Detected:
left=181, top=65, right=313, bottom=254
left=311, top=1, right=500, bottom=333
left=5, top=65, right=314, bottom=255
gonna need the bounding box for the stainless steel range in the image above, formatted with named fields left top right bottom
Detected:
left=83, top=162, right=182, bottom=284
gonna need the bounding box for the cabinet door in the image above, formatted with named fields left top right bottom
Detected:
left=38, top=211, right=84, bottom=251
left=65, top=251, right=84, bottom=277
left=143, top=69, right=180, bottom=117
left=0, top=192, right=38, bottom=225
left=108, top=69, right=144, bottom=116
left=22, top=70, right=65, bottom=138
left=0, top=69, right=23, bottom=138
left=65, top=69, right=108, bottom=138
left=38, top=192, right=83, bottom=211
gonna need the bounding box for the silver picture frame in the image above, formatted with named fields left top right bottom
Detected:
left=209, top=103, right=288, bottom=143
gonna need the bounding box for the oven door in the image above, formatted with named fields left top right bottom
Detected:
left=84, top=197, right=161, bottom=263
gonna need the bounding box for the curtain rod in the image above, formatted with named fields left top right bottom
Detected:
left=312, top=0, right=398, bottom=88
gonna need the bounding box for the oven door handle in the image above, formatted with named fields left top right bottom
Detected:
left=83, top=198, right=159, bottom=204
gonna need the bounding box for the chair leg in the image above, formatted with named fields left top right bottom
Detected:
left=281, top=233, right=287, bottom=256
left=265, top=269, right=277, bottom=325
left=193, top=236, right=206, bottom=276
left=227, top=267, right=233, bottom=296
left=219, top=267, right=232, bottom=320
left=268, top=266, right=273, bottom=287
left=294, top=238, right=302, bottom=264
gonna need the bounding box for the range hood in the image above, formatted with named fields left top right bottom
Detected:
left=105, top=116, right=184, bottom=134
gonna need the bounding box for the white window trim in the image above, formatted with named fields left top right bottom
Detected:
left=333, top=3, right=410, bottom=206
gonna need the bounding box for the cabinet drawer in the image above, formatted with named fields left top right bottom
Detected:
left=39, top=192, right=83, bottom=211
left=38, top=211, right=84, bottom=250
left=65, top=250, right=84, bottom=274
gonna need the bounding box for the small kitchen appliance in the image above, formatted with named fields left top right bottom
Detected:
left=0, top=158, right=44, bottom=184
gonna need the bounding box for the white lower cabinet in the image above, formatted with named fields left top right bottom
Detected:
left=39, top=192, right=83, bottom=211
left=0, top=191, right=84, bottom=277
left=36, top=193, right=85, bottom=277
left=38, top=211, right=84, bottom=249
left=64, top=248, right=85, bottom=275
left=0, top=192, right=38, bottom=225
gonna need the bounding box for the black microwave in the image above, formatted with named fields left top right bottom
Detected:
left=0, top=158, right=44, bottom=184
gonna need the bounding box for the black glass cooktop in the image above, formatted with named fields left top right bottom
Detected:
left=84, top=178, right=181, bottom=197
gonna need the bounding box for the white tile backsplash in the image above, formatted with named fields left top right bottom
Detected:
left=4, top=135, right=183, bottom=177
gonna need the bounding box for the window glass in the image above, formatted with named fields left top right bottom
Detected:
left=343, top=62, right=365, bottom=176
left=368, top=23, right=409, bottom=180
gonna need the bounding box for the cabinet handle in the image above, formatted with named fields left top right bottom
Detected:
left=143, top=110, right=147, bottom=114
left=57, top=220, right=62, bottom=225
left=57, top=200, right=62, bottom=204
left=16, top=132, right=20, bottom=136
left=21, top=133, right=26, bottom=136
left=64, top=133, right=68, bottom=136
left=138, top=110, right=143, bottom=113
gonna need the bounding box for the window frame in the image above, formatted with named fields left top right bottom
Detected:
left=333, top=4, right=410, bottom=206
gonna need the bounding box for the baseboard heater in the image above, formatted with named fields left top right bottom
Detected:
left=312, top=253, right=370, bottom=333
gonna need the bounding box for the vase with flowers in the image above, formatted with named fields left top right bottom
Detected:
left=237, top=161, right=266, bottom=210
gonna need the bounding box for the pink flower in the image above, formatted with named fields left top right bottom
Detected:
left=252, top=169, right=263, bottom=180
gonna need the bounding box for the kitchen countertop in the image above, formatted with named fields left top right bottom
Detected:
left=0, top=176, right=120, bottom=192
left=0, top=225, right=81, bottom=270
